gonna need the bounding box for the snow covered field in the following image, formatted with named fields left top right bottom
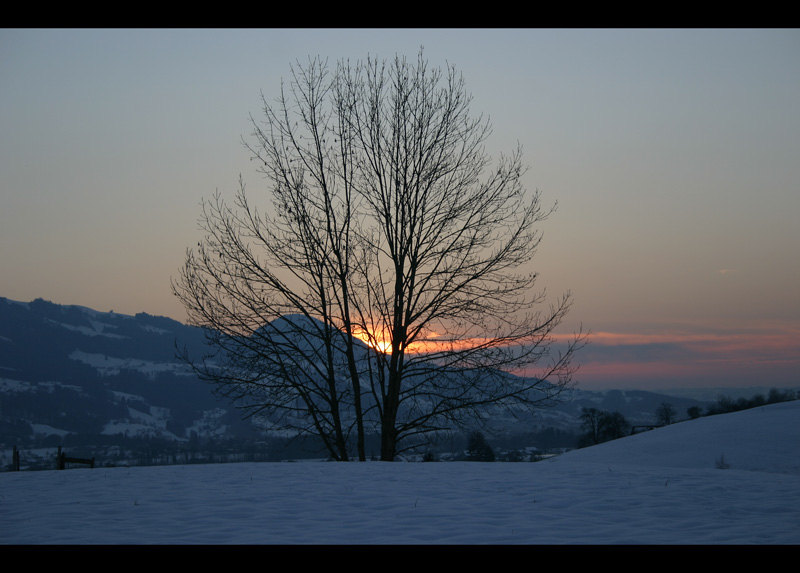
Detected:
left=2, top=401, right=798, bottom=544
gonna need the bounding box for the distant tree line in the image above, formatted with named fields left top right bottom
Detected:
left=678, top=388, right=797, bottom=423
left=486, top=427, right=578, bottom=452
left=5, top=435, right=294, bottom=471
left=425, top=428, right=578, bottom=462
left=701, top=388, right=797, bottom=417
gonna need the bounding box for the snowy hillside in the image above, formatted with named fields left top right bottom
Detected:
left=560, top=399, right=800, bottom=475
left=0, top=297, right=255, bottom=452
left=2, top=400, right=798, bottom=544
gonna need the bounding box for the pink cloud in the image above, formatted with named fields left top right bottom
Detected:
left=551, top=321, right=800, bottom=389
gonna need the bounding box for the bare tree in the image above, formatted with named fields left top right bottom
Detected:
left=579, top=407, right=604, bottom=446
left=579, top=408, right=630, bottom=446
left=599, top=411, right=631, bottom=441
left=655, top=402, right=677, bottom=425
left=173, top=50, right=584, bottom=461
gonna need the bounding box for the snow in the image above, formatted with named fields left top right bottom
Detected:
left=29, top=423, right=73, bottom=437
left=185, top=408, right=230, bottom=438
left=68, top=350, right=193, bottom=378
left=0, top=378, right=28, bottom=392
left=2, top=401, right=799, bottom=544
left=0, top=378, right=82, bottom=394
left=101, top=420, right=180, bottom=441
left=99, top=405, right=179, bottom=440
left=46, top=318, right=128, bottom=339
left=139, top=324, right=171, bottom=335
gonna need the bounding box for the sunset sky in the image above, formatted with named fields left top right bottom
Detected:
left=2, top=29, right=798, bottom=391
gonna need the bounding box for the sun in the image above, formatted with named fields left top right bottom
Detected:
left=351, top=326, right=392, bottom=354
left=371, top=339, right=392, bottom=353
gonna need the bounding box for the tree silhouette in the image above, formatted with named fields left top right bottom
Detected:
left=173, top=50, right=584, bottom=461
left=579, top=407, right=630, bottom=446
left=579, top=407, right=604, bottom=445
left=655, top=402, right=677, bottom=425
left=466, top=431, right=495, bottom=462
left=599, top=411, right=631, bottom=441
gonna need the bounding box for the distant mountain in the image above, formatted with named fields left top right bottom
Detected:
left=0, top=297, right=713, bottom=468
left=0, top=297, right=254, bottom=450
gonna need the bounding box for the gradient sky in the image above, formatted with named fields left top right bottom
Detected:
left=2, top=29, right=798, bottom=391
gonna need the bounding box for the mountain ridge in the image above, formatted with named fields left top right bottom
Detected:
left=1, top=296, right=718, bottom=467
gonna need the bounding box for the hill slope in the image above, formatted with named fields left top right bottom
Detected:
left=561, top=399, right=800, bottom=475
